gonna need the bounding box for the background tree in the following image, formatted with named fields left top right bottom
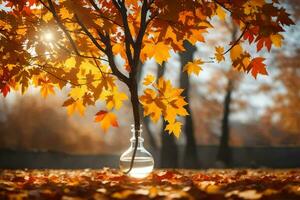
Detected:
left=179, top=41, right=199, bottom=168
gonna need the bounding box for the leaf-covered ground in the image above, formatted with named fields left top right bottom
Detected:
left=0, top=169, right=299, bottom=200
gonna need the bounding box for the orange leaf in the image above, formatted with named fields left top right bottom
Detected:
left=248, top=57, right=268, bottom=79
left=95, top=110, right=119, bottom=132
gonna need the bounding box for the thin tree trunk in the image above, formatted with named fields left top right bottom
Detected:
left=159, top=62, right=179, bottom=168
left=179, top=41, right=199, bottom=168
left=217, top=79, right=233, bottom=166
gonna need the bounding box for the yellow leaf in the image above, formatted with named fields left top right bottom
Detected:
left=183, top=59, right=203, bottom=76
left=42, top=12, right=53, bottom=22
left=95, top=110, right=119, bottom=132
left=215, top=46, right=225, bottom=62
left=140, top=78, right=188, bottom=126
left=270, top=34, right=283, bottom=47
left=216, top=5, right=226, bottom=20
left=142, top=42, right=170, bottom=64
left=67, top=100, right=85, bottom=116
left=165, top=121, right=182, bottom=138
left=105, top=88, right=128, bottom=110
left=16, top=28, right=26, bottom=36
left=59, top=7, right=73, bottom=19
left=143, top=74, right=155, bottom=86
left=230, top=44, right=243, bottom=61
left=64, top=57, right=76, bottom=71
left=140, top=88, right=162, bottom=122
left=40, top=82, right=55, bottom=98
left=69, top=86, right=86, bottom=99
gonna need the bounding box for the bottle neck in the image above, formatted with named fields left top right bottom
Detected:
left=130, top=124, right=144, bottom=148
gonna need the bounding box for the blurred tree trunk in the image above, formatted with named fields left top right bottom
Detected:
left=217, top=79, right=233, bottom=166
left=159, top=62, right=179, bottom=168
left=179, top=41, right=199, bottom=168
left=137, top=61, right=158, bottom=150
left=216, top=23, right=238, bottom=167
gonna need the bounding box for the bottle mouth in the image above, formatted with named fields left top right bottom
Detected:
left=130, top=124, right=143, bottom=141
left=131, top=124, right=142, bottom=133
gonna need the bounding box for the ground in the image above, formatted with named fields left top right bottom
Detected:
left=0, top=169, right=299, bottom=200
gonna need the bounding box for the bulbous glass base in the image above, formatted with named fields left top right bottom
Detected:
left=120, top=156, right=154, bottom=178
left=119, top=125, right=154, bottom=178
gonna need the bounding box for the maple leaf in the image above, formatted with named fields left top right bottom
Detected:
left=95, top=110, right=119, bottom=132
left=140, top=78, right=188, bottom=132
left=270, top=34, right=283, bottom=48
left=143, top=74, right=155, bottom=86
left=69, top=86, right=87, bottom=100
left=139, top=88, right=162, bottom=122
left=66, top=100, right=85, bottom=116
left=104, top=88, right=128, bottom=110
left=247, top=57, right=268, bottom=79
left=141, top=42, right=170, bottom=64
left=230, top=44, right=243, bottom=61
left=42, top=12, right=53, bottom=22
left=183, top=59, right=203, bottom=76
left=0, top=84, right=10, bottom=97
left=215, top=46, right=225, bottom=62
left=216, top=5, right=226, bottom=21
left=165, top=121, right=182, bottom=138
left=40, top=82, right=55, bottom=98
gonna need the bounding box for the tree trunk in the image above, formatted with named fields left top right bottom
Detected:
left=158, top=62, right=179, bottom=168
left=179, top=41, right=199, bottom=168
left=216, top=24, right=238, bottom=167
left=126, top=79, right=141, bottom=173
left=217, top=79, right=233, bottom=166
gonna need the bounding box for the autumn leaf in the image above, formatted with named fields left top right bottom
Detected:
left=216, top=5, right=226, bottom=20
left=69, top=86, right=86, bottom=100
left=141, top=42, right=170, bottom=64
left=230, top=44, right=243, bottom=61
left=140, top=78, right=188, bottom=135
left=165, top=121, right=182, bottom=138
left=59, top=7, right=73, bottom=19
left=183, top=59, right=203, bottom=76
left=66, top=100, right=85, bottom=116
left=104, top=88, right=128, bottom=110
left=143, top=74, right=155, bottom=86
left=42, top=12, right=53, bottom=22
left=270, top=34, right=283, bottom=48
left=0, top=84, right=10, bottom=97
left=248, top=57, right=268, bottom=79
left=95, top=110, right=119, bottom=132
left=215, top=46, right=225, bottom=62
left=40, top=82, right=55, bottom=98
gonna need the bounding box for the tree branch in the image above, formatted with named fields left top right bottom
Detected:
left=132, top=0, right=149, bottom=75
left=222, top=23, right=249, bottom=55
left=74, top=14, right=106, bottom=53
left=40, top=0, right=81, bottom=56
left=87, top=0, right=123, bottom=27
left=112, top=0, right=134, bottom=67
left=98, top=31, right=130, bottom=85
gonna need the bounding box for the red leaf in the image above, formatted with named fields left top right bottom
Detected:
left=248, top=57, right=268, bottom=79
left=1, top=84, right=10, bottom=97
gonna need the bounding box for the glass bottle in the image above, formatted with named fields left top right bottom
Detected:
left=119, top=124, right=154, bottom=178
